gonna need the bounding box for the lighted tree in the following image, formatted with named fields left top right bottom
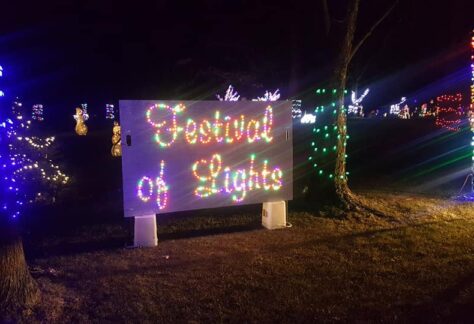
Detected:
left=0, top=111, right=69, bottom=316
left=321, top=0, right=398, bottom=210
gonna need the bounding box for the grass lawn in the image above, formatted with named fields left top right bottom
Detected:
left=18, top=191, right=474, bottom=322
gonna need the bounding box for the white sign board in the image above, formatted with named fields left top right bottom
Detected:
left=119, top=101, right=293, bottom=217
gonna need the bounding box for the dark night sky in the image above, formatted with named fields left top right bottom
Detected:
left=0, top=0, right=473, bottom=125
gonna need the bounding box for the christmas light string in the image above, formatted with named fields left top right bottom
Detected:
left=309, top=89, right=349, bottom=181
left=292, top=100, right=302, bottom=119
left=434, top=93, right=463, bottom=132
left=32, top=104, right=44, bottom=121
left=470, top=29, right=474, bottom=193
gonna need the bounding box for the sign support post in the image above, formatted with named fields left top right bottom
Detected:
left=134, top=215, right=158, bottom=247
left=262, top=201, right=287, bottom=230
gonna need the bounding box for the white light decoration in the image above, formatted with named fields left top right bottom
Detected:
left=12, top=98, right=23, bottom=119
left=292, top=100, right=302, bottom=119
left=216, top=85, right=240, bottom=101
left=348, top=88, right=369, bottom=116
left=0, top=65, right=4, bottom=97
left=300, top=112, right=316, bottom=124
left=390, top=97, right=406, bottom=116
left=401, top=104, right=410, bottom=119
left=253, top=89, right=281, bottom=101
left=32, top=104, right=44, bottom=121
left=80, top=103, right=90, bottom=121
left=106, top=104, right=115, bottom=120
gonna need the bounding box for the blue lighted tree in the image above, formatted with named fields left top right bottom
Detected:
left=0, top=103, right=69, bottom=316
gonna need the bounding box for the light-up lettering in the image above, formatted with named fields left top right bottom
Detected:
left=125, top=100, right=292, bottom=216
left=185, top=119, right=198, bottom=144
left=213, top=111, right=224, bottom=143
left=146, top=104, right=274, bottom=147
left=146, top=103, right=184, bottom=147
left=136, top=160, right=168, bottom=209
left=191, top=153, right=283, bottom=202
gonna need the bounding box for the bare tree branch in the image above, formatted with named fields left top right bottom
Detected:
left=321, top=0, right=331, bottom=35
left=349, top=0, right=399, bottom=62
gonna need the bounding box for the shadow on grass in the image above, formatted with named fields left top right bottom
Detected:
left=158, top=222, right=262, bottom=241
left=406, top=269, right=474, bottom=322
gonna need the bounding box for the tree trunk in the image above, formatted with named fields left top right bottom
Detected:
left=333, top=0, right=360, bottom=208
left=0, top=218, right=39, bottom=318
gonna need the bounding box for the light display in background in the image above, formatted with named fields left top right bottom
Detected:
left=401, top=104, right=411, bottom=119
left=435, top=93, right=463, bottom=132
left=0, top=65, right=4, bottom=97
left=216, top=85, right=240, bottom=101
left=253, top=89, right=281, bottom=101
left=420, top=103, right=428, bottom=117
left=292, top=100, right=302, bottom=119
left=12, top=98, right=24, bottom=119
left=470, top=29, right=474, bottom=193
left=111, top=121, right=122, bottom=157
left=80, top=103, right=90, bottom=120
left=300, top=112, right=316, bottom=124
left=389, top=97, right=406, bottom=116
left=106, top=104, right=115, bottom=120
left=73, top=107, right=88, bottom=136
left=119, top=100, right=293, bottom=216
left=348, top=88, right=369, bottom=117
left=32, top=104, right=44, bottom=122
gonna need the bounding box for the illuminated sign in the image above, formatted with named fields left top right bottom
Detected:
left=120, top=101, right=293, bottom=216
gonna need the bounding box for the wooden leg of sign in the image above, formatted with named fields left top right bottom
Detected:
left=262, top=201, right=287, bottom=230
left=134, top=215, right=158, bottom=247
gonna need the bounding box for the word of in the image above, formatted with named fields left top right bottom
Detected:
left=146, top=103, right=274, bottom=148
left=192, top=153, right=282, bottom=202
left=137, top=160, right=169, bottom=210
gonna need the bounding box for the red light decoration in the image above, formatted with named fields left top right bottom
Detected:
left=434, top=93, right=463, bottom=132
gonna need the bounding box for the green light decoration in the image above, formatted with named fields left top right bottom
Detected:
left=309, top=88, right=349, bottom=182
left=469, top=30, right=474, bottom=194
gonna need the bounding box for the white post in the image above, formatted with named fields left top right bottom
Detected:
left=262, top=201, right=287, bottom=230
left=134, top=214, right=158, bottom=247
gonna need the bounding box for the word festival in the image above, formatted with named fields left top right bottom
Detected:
left=146, top=103, right=274, bottom=147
